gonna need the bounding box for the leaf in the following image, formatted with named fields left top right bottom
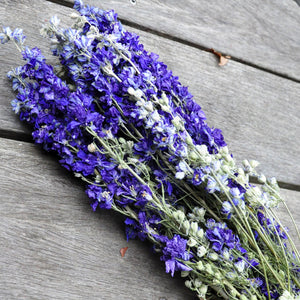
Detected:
left=120, top=246, right=128, bottom=257
left=209, top=48, right=231, bottom=66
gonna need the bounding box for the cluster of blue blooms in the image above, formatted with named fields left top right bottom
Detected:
left=1, top=1, right=300, bottom=299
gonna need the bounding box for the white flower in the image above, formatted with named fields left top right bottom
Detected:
left=171, top=115, right=184, bottom=130
left=187, top=238, right=197, bottom=247
left=279, top=291, right=295, bottom=300
left=235, top=259, right=246, bottom=273
left=189, top=222, right=199, bottom=235
left=195, top=144, right=209, bottom=157
left=207, top=252, right=218, bottom=261
left=197, top=246, right=207, bottom=258
left=258, top=174, right=267, bottom=183
left=50, top=15, right=60, bottom=27
left=175, top=171, right=185, bottom=179
left=249, top=159, right=260, bottom=169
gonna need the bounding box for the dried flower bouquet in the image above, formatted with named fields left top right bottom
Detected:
left=1, top=1, right=299, bottom=299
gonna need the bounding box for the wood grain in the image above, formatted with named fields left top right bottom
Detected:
left=0, top=0, right=299, bottom=187
left=0, top=138, right=196, bottom=300
left=278, top=188, right=300, bottom=248
left=61, top=0, right=300, bottom=81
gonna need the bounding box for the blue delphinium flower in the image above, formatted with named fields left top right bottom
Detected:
left=0, top=27, right=26, bottom=45
left=205, top=219, right=246, bottom=254
left=160, top=234, right=193, bottom=277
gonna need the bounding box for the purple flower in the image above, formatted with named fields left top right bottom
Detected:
left=206, top=219, right=246, bottom=254
left=124, top=217, right=147, bottom=241
left=192, top=168, right=204, bottom=186
left=160, top=234, right=193, bottom=277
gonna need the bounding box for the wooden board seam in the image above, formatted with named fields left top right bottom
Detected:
left=45, top=0, right=300, bottom=83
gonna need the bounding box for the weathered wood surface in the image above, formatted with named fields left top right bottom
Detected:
left=1, top=0, right=299, bottom=186
left=60, top=0, right=300, bottom=81
left=0, top=0, right=299, bottom=299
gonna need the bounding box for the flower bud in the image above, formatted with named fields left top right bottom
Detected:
left=172, top=210, right=185, bottom=224
left=195, top=144, right=208, bottom=157
left=268, top=177, right=277, bottom=186
left=185, top=134, right=194, bottom=146
left=95, top=174, right=101, bottom=183
left=250, top=296, right=258, bottom=300
left=127, top=86, right=135, bottom=95
left=197, top=245, right=207, bottom=258
left=182, top=220, right=190, bottom=234
left=216, top=153, right=222, bottom=159
left=160, top=105, right=171, bottom=113
left=221, top=164, right=231, bottom=174
left=189, top=151, right=199, bottom=161
left=240, top=295, right=248, bottom=300
left=226, top=272, right=236, bottom=279
left=214, top=272, right=222, bottom=280
left=185, top=280, right=193, bottom=289
left=194, top=278, right=202, bottom=288
left=150, top=110, right=161, bottom=122
left=250, top=159, right=260, bottom=169
left=205, top=264, right=213, bottom=275
left=225, top=154, right=233, bottom=163
left=198, top=284, right=208, bottom=296
left=197, top=228, right=204, bottom=239
left=236, top=174, right=248, bottom=185
left=208, top=252, right=218, bottom=261
left=190, top=222, right=198, bottom=235
left=258, top=174, right=266, bottom=183
left=279, top=270, right=285, bottom=278
left=203, top=155, right=212, bottom=165
left=212, top=278, right=221, bottom=285
left=144, top=101, right=153, bottom=112
left=219, top=146, right=229, bottom=155
left=222, top=248, right=230, bottom=260
left=178, top=205, right=186, bottom=213
left=181, top=271, right=190, bottom=278
left=279, top=291, right=294, bottom=300
left=160, top=92, right=169, bottom=105
left=245, top=186, right=262, bottom=207
left=119, top=137, right=126, bottom=144
left=242, top=159, right=252, bottom=172
left=193, top=207, right=206, bottom=218
left=196, top=261, right=204, bottom=271
left=187, top=238, right=197, bottom=247
left=237, top=167, right=245, bottom=176
left=88, top=143, right=97, bottom=153
left=171, top=115, right=183, bottom=130
left=70, top=12, right=80, bottom=19
left=136, top=89, right=144, bottom=99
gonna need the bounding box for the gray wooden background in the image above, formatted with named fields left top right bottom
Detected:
left=0, top=0, right=299, bottom=299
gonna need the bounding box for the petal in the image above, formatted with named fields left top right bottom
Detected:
left=165, top=259, right=176, bottom=277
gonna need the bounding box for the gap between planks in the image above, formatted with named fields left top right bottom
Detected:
left=1, top=131, right=300, bottom=193
left=45, top=0, right=300, bottom=84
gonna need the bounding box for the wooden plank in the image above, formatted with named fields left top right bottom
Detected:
left=278, top=188, right=300, bottom=247
left=0, top=0, right=299, bottom=186
left=0, top=139, right=299, bottom=299
left=0, top=138, right=196, bottom=299
left=64, top=0, right=300, bottom=81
